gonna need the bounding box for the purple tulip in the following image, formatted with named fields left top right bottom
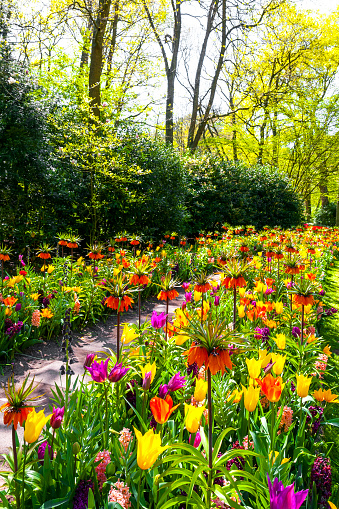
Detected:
left=189, top=430, right=201, bottom=448
left=267, top=475, right=308, bottom=509
left=83, top=353, right=96, bottom=369
left=15, top=303, right=22, bottom=312
left=185, top=292, right=192, bottom=303
left=167, top=371, right=186, bottom=392
left=182, top=282, right=190, bottom=290
left=85, top=358, right=109, bottom=383
left=50, top=406, right=65, bottom=429
left=159, top=384, right=169, bottom=398
left=19, top=255, right=26, bottom=267
left=292, top=326, right=301, bottom=338
left=38, top=441, right=52, bottom=464
left=151, top=310, right=168, bottom=329
left=108, top=362, right=130, bottom=382
left=142, top=371, right=152, bottom=391
left=214, top=295, right=220, bottom=306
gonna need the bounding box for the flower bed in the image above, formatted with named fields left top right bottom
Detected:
left=1, top=225, right=339, bottom=508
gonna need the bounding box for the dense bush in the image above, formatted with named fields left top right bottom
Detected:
left=313, top=202, right=336, bottom=227
left=184, top=157, right=304, bottom=232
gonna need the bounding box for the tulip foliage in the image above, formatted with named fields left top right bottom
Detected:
left=1, top=225, right=339, bottom=508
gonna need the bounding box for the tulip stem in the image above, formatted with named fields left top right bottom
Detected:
left=117, top=311, right=120, bottom=361
left=207, top=368, right=213, bottom=509
left=51, top=429, right=55, bottom=460
left=104, top=383, right=109, bottom=448
left=12, top=425, right=20, bottom=509
left=21, top=439, right=26, bottom=509
left=233, top=287, right=236, bottom=331
left=137, top=471, right=143, bottom=509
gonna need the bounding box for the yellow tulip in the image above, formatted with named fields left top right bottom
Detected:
left=174, top=334, right=189, bottom=346
left=194, top=291, right=202, bottom=302
left=258, top=349, right=271, bottom=368
left=269, top=451, right=290, bottom=465
left=133, top=427, right=167, bottom=470
left=275, top=301, right=284, bottom=314
left=296, top=374, right=312, bottom=398
left=313, top=388, right=338, bottom=403
left=271, top=353, right=286, bottom=376
left=246, top=357, right=262, bottom=379
left=238, top=287, right=246, bottom=298
left=329, top=502, right=337, bottom=509
left=184, top=404, right=205, bottom=433
left=242, top=385, right=260, bottom=412
left=121, top=323, right=138, bottom=345
left=24, top=409, right=50, bottom=443
left=194, top=379, right=208, bottom=402
left=275, top=334, right=286, bottom=350
left=227, top=388, right=243, bottom=403
left=323, top=345, right=332, bottom=356
left=113, top=267, right=121, bottom=276
left=140, top=362, right=156, bottom=383
left=238, top=305, right=245, bottom=318
left=47, top=265, right=55, bottom=274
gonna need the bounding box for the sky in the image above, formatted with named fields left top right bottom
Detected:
left=299, top=0, right=338, bottom=12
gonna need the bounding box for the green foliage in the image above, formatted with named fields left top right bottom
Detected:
left=185, top=157, right=304, bottom=232
left=313, top=203, right=336, bottom=227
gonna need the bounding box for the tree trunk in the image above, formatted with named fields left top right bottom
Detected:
left=89, top=0, right=112, bottom=118
left=319, top=183, right=329, bottom=208
left=105, top=0, right=119, bottom=88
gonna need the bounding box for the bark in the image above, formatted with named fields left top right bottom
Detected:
left=80, top=0, right=93, bottom=68
left=89, top=0, right=112, bottom=118
left=319, top=183, right=329, bottom=208
left=143, top=0, right=182, bottom=145
left=105, top=0, right=119, bottom=88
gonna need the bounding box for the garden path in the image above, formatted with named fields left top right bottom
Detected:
left=0, top=288, right=187, bottom=459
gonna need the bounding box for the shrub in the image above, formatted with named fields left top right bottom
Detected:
left=184, top=157, right=303, bottom=232
left=313, top=203, right=336, bottom=227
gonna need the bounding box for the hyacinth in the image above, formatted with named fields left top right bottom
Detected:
left=310, top=456, right=332, bottom=508
left=73, top=480, right=94, bottom=509
left=5, top=321, right=23, bottom=339
left=95, top=450, right=111, bottom=490
left=226, top=441, right=245, bottom=471
left=187, top=362, right=199, bottom=378
left=119, top=428, right=133, bottom=453
left=306, top=406, right=324, bottom=434
left=31, top=310, right=41, bottom=327
left=278, top=406, right=293, bottom=433
left=108, top=480, right=132, bottom=508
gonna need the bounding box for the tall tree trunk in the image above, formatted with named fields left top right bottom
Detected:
left=105, top=0, right=119, bottom=88
left=319, top=183, right=329, bottom=209
left=89, top=0, right=112, bottom=118
left=230, top=88, right=238, bottom=161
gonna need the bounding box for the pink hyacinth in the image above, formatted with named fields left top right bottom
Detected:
left=95, top=450, right=111, bottom=489
left=108, top=479, right=131, bottom=508
left=278, top=406, right=293, bottom=433
left=119, top=428, right=133, bottom=453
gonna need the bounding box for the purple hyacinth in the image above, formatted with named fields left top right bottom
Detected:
left=310, top=456, right=332, bottom=508
left=267, top=475, right=308, bottom=509
left=151, top=310, right=168, bottom=329
left=125, top=379, right=137, bottom=407
left=85, top=358, right=109, bottom=383
left=226, top=441, right=245, bottom=471
left=187, top=362, right=199, bottom=378
left=150, top=415, right=157, bottom=430
left=5, top=321, right=23, bottom=339
left=42, top=297, right=50, bottom=308
left=306, top=405, right=324, bottom=434
left=73, top=480, right=94, bottom=509
left=108, top=362, right=130, bottom=383
left=168, top=371, right=186, bottom=392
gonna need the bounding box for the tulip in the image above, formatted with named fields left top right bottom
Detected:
left=267, top=475, right=308, bottom=509
left=242, top=385, right=260, bottom=412
left=271, top=353, right=286, bottom=376
left=246, top=357, right=262, bottom=379
left=214, top=295, right=220, bottom=306
left=189, top=429, right=201, bottom=447
left=108, top=362, right=130, bottom=382
left=158, top=384, right=168, bottom=399
left=24, top=408, right=50, bottom=443
left=121, top=324, right=138, bottom=344
left=194, top=379, right=208, bottom=402
left=275, top=301, right=284, bottom=314
left=227, top=388, right=243, bottom=403
left=256, top=374, right=284, bottom=403
left=151, top=310, right=168, bottom=329
left=142, top=371, right=152, bottom=391
left=274, top=334, right=286, bottom=350
left=150, top=395, right=180, bottom=424
left=167, top=372, right=186, bottom=392
left=140, top=362, right=156, bottom=383
left=194, top=291, right=202, bottom=302
left=258, top=349, right=271, bottom=368
left=313, top=388, right=338, bottom=403
left=184, top=404, right=205, bottom=433
left=296, top=374, right=312, bottom=398
left=134, top=427, right=167, bottom=470
left=85, top=358, right=109, bottom=383
left=238, top=305, right=245, bottom=318
left=50, top=406, right=64, bottom=429
left=83, top=353, right=96, bottom=369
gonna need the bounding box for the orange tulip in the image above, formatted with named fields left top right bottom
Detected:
left=150, top=395, right=180, bottom=424
left=256, top=374, right=284, bottom=403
